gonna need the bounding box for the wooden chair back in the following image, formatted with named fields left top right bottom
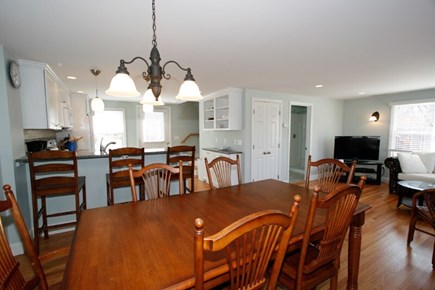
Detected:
left=204, top=155, right=242, bottom=190
left=194, top=195, right=302, bottom=290
left=107, top=147, right=145, bottom=205
left=129, top=162, right=183, bottom=201
left=279, top=176, right=366, bottom=289
left=1, top=185, right=48, bottom=290
left=407, top=188, right=435, bottom=268
left=305, top=155, right=356, bottom=193
left=166, top=145, right=195, bottom=193
left=28, top=150, right=86, bottom=253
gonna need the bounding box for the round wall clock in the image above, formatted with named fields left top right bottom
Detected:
left=9, top=60, right=21, bottom=88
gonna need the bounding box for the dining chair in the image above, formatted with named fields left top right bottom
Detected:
left=305, top=155, right=357, bottom=193
left=278, top=176, right=366, bottom=290
left=106, top=147, right=145, bottom=205
left=28, top=150, right=86, bottom=253
left=129, top=162, right=184, bottom=201
left=166, top=145, right=195, bottom=193
left=194, top=195, right=302, bottom=290
left=407, top=188, right=435, bottom=269
left=204, top=154, right=242, bottom=190
left=1, top=184, right=70, bottom=290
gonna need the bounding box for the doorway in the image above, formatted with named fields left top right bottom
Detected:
left=289, top=103, right=312, bottom=183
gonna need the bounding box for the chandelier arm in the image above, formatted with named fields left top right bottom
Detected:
left=161, top=60, right=190, bottom=80
left=123, top=56, right=150, bottom=67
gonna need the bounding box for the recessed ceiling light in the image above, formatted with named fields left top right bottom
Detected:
left=314, top=84, right=323, bottom=88
left=358, top=92, right=366, bottom=95
left=76, top=90, right=85, bottom=93
left=66, top=76, right=77, bottom=80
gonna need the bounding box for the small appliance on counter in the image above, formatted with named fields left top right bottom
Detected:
left=46, top=139, right=59, bottom=150
left=25, top=140, right=48, bottom=152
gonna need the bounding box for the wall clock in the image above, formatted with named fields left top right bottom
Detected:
left=9, top=60, right=21, bottom=88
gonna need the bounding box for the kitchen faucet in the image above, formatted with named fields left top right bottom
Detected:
left=100, top=138, right=116, bottom=154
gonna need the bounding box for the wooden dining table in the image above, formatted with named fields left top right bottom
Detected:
left=61, top=179, right=370, bottom=290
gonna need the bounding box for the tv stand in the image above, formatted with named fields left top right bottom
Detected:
left=344, top=160, right=382, bottom=185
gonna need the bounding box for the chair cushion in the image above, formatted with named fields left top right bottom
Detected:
left=397, top=153, right=427, bottom=174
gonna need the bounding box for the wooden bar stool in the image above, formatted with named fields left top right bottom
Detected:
left=166, top=145, right=195, bottom=193
left=106, top=147, right=145, bottom=205
left=28, top=151, right=86, bottom=253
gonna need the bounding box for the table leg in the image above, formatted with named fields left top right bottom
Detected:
left=347, top=212, right=366, bottom=290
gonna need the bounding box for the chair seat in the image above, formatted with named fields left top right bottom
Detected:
left=280, top=246, right=338, bottom=287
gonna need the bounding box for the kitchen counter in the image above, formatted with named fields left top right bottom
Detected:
left=15, top=148, right=167, bottom=164
left=202, top=147, right=243, bottom=155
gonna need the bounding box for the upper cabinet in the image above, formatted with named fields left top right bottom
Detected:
left=18, top=60, right=71, bottom=130
left=201, top=88, right=243, bottom=130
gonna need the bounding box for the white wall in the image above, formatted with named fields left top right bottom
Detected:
left=200, top=88, right=344, bottom=182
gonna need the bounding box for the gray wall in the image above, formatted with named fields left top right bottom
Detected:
left=343, top=88, right=435, bottom=163
left=0, top=45, right=28, bottom=253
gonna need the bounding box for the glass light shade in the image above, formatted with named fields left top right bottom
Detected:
left=140, top=89, right=165, bottom=106
left=105, top=73, right=140, bottom=97
left=91, top=97, right=105, bottom=112
left=142, top=104, right=154, bottom=113
left=175, top=80, right=203, bottom=101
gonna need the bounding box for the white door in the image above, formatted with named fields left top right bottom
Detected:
left=252, top=100, right=281, bottom=181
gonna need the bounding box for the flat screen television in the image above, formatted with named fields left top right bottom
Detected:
left=333, top=136, right=380, bottom=162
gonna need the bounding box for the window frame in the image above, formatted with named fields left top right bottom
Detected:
left=388, top=99, right=435, bottom=156
left=136, top=105, right=171, bottom=149
left=92, top=107, right=127, bottom=154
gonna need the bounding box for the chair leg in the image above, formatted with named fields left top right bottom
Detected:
left=432, top=239, right=434, bottom=270
left=41, top=196, right=48, bottom=239
left=106, top=182, right=112, bottom=206
left=32, top=195, right=39, bottom=254
left=82, top=183, right=87, bottom=210
left=330, top=274, right=338, bottom=290
left=407, top=214, right=418, bottom=244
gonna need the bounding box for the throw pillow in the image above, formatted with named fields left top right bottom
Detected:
left=415, top=152, right=435, bottom=173
left=397, top=152, right=427, bottom=174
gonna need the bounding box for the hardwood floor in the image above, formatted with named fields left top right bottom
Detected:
left=15, top=180, right=434, bottom=289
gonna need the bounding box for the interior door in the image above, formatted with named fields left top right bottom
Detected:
left=252, top=100, right=281, bottom=181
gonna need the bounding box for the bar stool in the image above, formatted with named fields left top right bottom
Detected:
left=166, top=145, right=195, bottom=193
left=106, top=147, right=145, bottom=205
left=28, top=150, right=86, bottom=253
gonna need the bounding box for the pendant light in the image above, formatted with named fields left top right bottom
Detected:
left=105, top=0, right=202, bottom=102
left=91, top=69, right=104, bottom=112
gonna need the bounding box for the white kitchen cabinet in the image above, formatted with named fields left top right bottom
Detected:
left=18, top=59, right=70, bottom=130
left=200, top=88, right=243, bottom=130
left=198, top=149, right=242, bottom=186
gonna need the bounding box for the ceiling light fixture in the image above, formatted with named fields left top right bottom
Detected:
left=314, top=84, right=323, bottom=88
left=105, top=0, right=202, bottom=102
left=91, top=69, right=105, bottom=112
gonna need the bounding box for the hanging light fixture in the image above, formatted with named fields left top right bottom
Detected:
left=91, top=69, right=104, bottom=112
left=105, top=0, right=202, bottom=102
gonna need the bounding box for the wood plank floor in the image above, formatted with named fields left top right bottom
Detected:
left=15, top=180, right=435, bottom=289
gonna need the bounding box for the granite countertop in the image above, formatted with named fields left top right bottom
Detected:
left=202, top=147, right=243, bottom=154
left=15, top=148, right=167, bottom=164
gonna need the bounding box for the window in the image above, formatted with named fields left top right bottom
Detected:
left=138, top=106, right=171, bottom=149
left=93, top=108, right=126, bottom=153
left=389, top=101, right=435, bottom=154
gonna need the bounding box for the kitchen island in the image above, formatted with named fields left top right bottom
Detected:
left=15, top=149, right=170, bottom=234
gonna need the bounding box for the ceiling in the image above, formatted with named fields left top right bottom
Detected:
left=1, top=0, right=435, bottom=104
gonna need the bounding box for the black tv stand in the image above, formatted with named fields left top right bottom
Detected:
left=344, top=160, right=382, bottom=185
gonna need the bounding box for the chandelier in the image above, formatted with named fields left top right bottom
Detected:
left=105, top=0, right=202, bottom=102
